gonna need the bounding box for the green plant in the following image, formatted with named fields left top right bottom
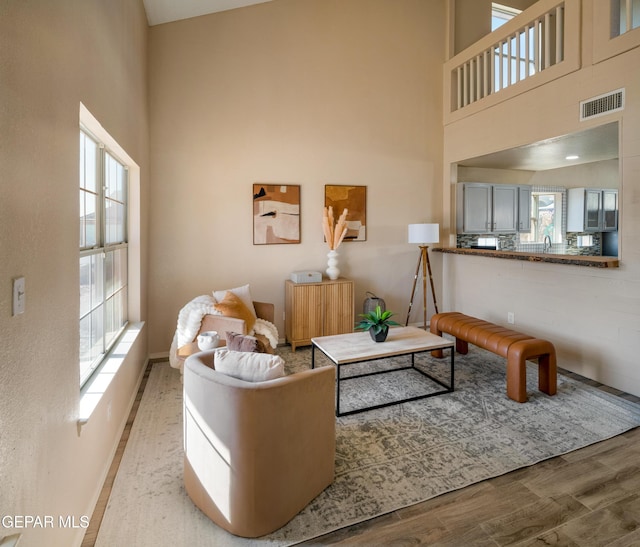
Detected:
left=355, top=305, right=400, bottom=335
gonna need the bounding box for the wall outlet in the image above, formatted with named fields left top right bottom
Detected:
left=507, top=312, right=515, bottom=324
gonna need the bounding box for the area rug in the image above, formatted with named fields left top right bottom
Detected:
left=95, top=345, right=640, bottom=546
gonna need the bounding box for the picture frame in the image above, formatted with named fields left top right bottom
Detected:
left=324, top=184, right=367, bottom=242
left=253, top=184, right=301, bottom=245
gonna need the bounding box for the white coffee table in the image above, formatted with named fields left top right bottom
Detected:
left=311, top=326, right=454, bottom=416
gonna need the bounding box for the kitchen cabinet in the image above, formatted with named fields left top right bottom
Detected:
left=602, top=189, right=618, bottom=231
left=285, top=278, right=354, bottom=351
left=517, top=186, right=532, bottom=232
left=492, top=185, right=518, bottom=232
left=457, top=183, right=518, bottom=233
left=567, top=188, right=618, bottom=232
left=457, top=183, right=491, bottom=233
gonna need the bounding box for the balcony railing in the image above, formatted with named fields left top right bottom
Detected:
left=444, top=0, right=638, bottom=121
left=451, top=1, right=566, bottom=113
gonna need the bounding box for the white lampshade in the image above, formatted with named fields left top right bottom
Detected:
left=408, top=223, right=439, bottom=244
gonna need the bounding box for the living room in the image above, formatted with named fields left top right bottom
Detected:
left=1, top=0, right=639, bottom=546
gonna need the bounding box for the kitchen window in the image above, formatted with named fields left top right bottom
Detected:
left=519, top=188, right=566, bottom=245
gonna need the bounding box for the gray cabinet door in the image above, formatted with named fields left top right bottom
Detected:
left=584, top=189, right=602, bottom=232
left=492, top=185, right=518, bottom=232
left=602, top=190, right=618, bottom=231
left=518, top=186, right=531, bottom=232
left=462, top=184, right=492, bottom=233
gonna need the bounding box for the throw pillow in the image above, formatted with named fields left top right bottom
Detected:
left=214, top=348, right=285, bottom=382
left=212, top=284, right=257, bottom=319
left=214, top=291, right=257, bottom=332
left=225, top=332, right=266, bottom=353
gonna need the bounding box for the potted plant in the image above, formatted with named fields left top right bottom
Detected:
left=355, top=305, right=400, bottom=342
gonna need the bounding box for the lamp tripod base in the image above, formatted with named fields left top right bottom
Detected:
left=405, top=246, right=438, bottom=329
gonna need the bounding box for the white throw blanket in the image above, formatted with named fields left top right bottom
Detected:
left=169, top=295, right=279, bottom=369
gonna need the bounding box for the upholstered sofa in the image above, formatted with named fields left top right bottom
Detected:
left=183, top=350, right=336, bottom=537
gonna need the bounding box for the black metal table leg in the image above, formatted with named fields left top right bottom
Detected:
left=450, top=345, right=455, bottom=390
left=314, top=339, right=454, bottom=417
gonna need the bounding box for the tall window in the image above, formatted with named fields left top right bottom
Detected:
left=79, top=129, right=129, bottom=386
left=492, top=3, right=538, bottom=90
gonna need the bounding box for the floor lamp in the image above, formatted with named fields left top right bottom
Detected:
left=405, top=223, right=439, bottom=329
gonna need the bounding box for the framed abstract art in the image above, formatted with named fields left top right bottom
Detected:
left=324, top=184, right=367, bottom=242
left=253, top=184, right=301, bottom=244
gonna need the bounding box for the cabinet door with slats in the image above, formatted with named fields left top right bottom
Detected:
left=286, top=282, right=323, bottom=347
left=323, top=281, right=354, bottom=336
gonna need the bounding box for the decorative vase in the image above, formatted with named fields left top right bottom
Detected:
left=370, top=326, right=389, bottom=343
left=326, top=250, right=340, bottom=280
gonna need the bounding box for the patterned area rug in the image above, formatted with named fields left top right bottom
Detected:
left=95, top=345, right=640, bottom=546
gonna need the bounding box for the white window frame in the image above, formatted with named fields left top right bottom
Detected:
left=79, top=127, right=129, bottom=387
left=492, top=3, right=521, bottom=31
left=519, top=187, right=567, bottom=245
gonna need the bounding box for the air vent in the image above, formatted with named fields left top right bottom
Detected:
left=580, top=89, right=624, bottom=121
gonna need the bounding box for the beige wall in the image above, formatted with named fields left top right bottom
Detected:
left=459, top=158, right=619, bottom=187
left=443, top=41, right=640, bottom=395
left=454, top=0, right=492, bottom=54
left=0, top=1, right=149, bottom=546
left=147, top=0, right=447, bottom=354
left=453, top=0, right=538, bottom=55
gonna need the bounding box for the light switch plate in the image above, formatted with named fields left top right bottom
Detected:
left=13, top=277, right=25, bottom=316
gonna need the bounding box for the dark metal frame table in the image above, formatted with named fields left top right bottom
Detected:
left=311, top=326, right=455, bottom=417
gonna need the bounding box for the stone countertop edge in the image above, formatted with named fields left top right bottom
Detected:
left=432, top=247, right=619, bottom=268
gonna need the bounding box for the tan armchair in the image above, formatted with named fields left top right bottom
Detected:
left=183, top=350, right=336, bottom=537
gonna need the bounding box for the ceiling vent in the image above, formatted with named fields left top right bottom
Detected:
left=580, top=89, right=624, bottom=121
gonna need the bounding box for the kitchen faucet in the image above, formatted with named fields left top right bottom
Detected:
left=543, top=235, right=552, bottom=253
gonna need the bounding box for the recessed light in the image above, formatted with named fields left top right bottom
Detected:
left=565, top=155, right=579, bottom=160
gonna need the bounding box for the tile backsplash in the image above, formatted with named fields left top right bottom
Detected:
left=456, top=232, right=602, bottom=256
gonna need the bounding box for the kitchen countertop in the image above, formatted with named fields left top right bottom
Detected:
left=433, top=247, right=619, bottom=268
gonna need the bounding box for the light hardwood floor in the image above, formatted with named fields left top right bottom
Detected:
left=301, top=427, right=640, bottom=546
left=83, top=363, right=640, bottom=547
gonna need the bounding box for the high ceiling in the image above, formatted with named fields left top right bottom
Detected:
left=141, top=2, right=619, bottom=172
left=142, top=0, right=272, bottom=26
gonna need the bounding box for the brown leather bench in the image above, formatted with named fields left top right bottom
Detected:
left=430, top=312, right=557, bottom=403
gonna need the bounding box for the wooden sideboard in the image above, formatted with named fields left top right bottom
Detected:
left=285, top=278, right=354, bottom=351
